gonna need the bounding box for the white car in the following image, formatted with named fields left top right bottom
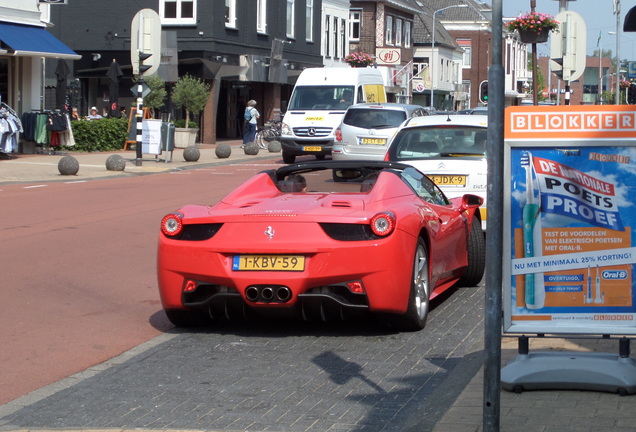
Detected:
left=384, top=115, right=489, bottom=229
left=332, top=103, right=428, bottom=161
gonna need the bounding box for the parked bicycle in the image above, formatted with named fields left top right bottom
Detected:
left=255, top=119, right=282, bottom=149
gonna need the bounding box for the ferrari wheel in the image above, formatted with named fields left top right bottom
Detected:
left=164, top=309, right=210, bottom=327
left=400, top=238, right=430, bottom=331
left=456, top=217, right=486, bottom=287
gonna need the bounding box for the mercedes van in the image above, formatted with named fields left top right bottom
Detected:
left=280, top=67, right=386, bottom=164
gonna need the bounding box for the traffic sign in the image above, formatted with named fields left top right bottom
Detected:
left=131, top=9, right=161, bottom=76
left=550, top=11, right=586, bottom=82
left=130, top=81, right=151, bottom=98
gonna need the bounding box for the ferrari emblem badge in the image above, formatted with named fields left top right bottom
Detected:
left=264, top=226, right=275, bottom=240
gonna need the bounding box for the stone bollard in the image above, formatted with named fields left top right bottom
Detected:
left=215, top=143, right=231, bottom=159
left=105, top=154, right=126, bottom=171
left=58, top=155, right=80, bottom=176
left=183, top=145, right=200, bottom=162
left=244, top=141, right=259, bottom=155
left=268, top=140, right=282, bottom=153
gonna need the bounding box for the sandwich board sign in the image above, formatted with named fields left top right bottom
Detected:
left=501, top=105, right=636, bottom=394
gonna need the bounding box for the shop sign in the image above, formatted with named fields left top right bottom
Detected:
left=375, top=48, right=401, bottom=65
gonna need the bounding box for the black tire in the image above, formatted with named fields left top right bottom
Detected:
left=164, top=309, right=210, bottom=327
left=456, top=217, right=486, bottom=287
left=399, top=238, right=430, bottom=331
left=282, top=152, right=295, bottom=164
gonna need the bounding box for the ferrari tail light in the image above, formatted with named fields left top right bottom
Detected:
left=335, top=128, right=342, bottom=142
left=347, top=281, right=365, bottom=294
left=183, top=280, right=198, bottom=292
left=161, top=213, right=184, bottom=237
left=370, top=212, right=395, bottom=236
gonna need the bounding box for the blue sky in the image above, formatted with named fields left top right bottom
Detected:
left=503, top=0, right=633, bottom=59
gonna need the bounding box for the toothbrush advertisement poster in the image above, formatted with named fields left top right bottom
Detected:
left=504, top=106, right=636, bottom=335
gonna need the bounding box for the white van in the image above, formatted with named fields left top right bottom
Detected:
left=280, top=67, right=386, bottom=164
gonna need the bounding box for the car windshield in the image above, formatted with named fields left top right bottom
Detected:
left=343, top=109, right=407, bottom=129
left=288, top=86, right=355, bottom=110
left=391, top=126, right=486, bottom=159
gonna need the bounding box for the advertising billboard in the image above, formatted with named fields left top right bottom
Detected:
left=504, top=106, right=636, bottom=335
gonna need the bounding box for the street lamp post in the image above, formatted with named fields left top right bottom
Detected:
left=614, top=0, right=621, bottom=104
left=430, top=4, right=468, bottom=109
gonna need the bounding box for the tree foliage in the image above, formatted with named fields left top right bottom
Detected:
left=171, top=75, right=211, bottom=128
left=143, top=74, right=167, bottom=118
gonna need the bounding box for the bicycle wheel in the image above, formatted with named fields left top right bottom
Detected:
left=255, top=132, right=267, bottom=149
left=264, top=129, right=278, bottom=141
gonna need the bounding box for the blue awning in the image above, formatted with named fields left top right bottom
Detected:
left=0, top=22, right=80, bottom=60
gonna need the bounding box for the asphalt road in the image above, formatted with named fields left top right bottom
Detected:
left=0, top=157, right=485, bottom=431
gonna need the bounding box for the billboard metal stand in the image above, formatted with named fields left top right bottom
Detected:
left=501, top=336, right=636, bottom=395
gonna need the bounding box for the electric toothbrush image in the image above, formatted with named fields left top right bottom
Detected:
left=521, top=151, right=545, bottom=309
left=594, top=265, right=603, bottom=304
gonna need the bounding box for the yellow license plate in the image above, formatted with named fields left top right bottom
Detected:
left=360, top=138, right=386, bottom=145
left=429, top=175, right=467, bottom=186
left=303, top=146, right=322, bottom=152
left=232, top=255, right=305, bottom=271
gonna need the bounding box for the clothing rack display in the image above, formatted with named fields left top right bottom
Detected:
left=0, top=102, right=23, bottom=154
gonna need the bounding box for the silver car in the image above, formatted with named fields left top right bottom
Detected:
left=332, top=103, right=428, bottom=161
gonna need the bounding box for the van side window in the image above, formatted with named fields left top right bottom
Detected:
left=356, top=86, right=364, bottom=103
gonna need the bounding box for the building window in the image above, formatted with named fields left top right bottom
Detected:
left=306, top=0, right=313, bottom=41
left=386, top=16, right=393, bottom=45
left=257, top=0, right=267, bottom=33
left=349, top=9, right=361, bottom=42
left=395, top=19, right=402, bottom=46
left=404, top=21, right=411, bottom=48
left=339, top=17, right=346, bottom=59
left=160, top=0, right=196, bottom=25
left=225, top=0, right=236, bottom=28
left=324, top=15, right=331, bottom=57
left=287, top=0, right=295, bottom=38
left=457, top=39, right=472, bottom=68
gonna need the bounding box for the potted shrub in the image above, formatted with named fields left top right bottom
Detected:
left=505, top=12, right=559, bottom=44
left=171, top=74, right=211, bottom=147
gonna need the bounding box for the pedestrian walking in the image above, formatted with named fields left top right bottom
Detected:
left=242, top=99, right=259, bottom=147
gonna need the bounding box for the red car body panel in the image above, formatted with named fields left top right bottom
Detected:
left=157, top=163, right=481, bottom=319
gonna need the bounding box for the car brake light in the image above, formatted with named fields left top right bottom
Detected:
left=335, top=128, right=342, bottom=142
left=347, top=281, right=365, bottom=294
left=161, top=213, right=184, bottom=237
left=184, top=280, right=198, bottom=292
left=370, top=212, right=395, bottom=236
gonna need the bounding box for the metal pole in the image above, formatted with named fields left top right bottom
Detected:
left=531, top=0, right=538, bottom=106
left=599, top=34, right=603, bottom=104
left=135, top=78, right=144, bottom=166
left=431, top=14, right=436, bottom=108
left=615, top=0, right=622, bottom=105
left=484, top=0, right=503, bottom=430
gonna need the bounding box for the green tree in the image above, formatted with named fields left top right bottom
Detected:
left=171, top=74, right=211, bottom=128
left=143, top=74, right=167, bottom=118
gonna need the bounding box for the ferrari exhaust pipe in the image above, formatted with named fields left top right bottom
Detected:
left=245, top=286, right=259, bottom=302
left=261, top=287, right=274, bottom=301
left=276, top=287, right=291, bottom=302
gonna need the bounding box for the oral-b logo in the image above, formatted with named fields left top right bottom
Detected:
left=602, top=270, right=628, bottom=280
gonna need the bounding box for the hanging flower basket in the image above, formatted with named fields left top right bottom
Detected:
left=506, top=12, right=559, bottom=44
left=344, top=52, right=374, bottom=68
left=518, top=29, right=550, bottom=44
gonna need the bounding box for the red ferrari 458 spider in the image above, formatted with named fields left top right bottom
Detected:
left=157, top=161, right=485, bottom=331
